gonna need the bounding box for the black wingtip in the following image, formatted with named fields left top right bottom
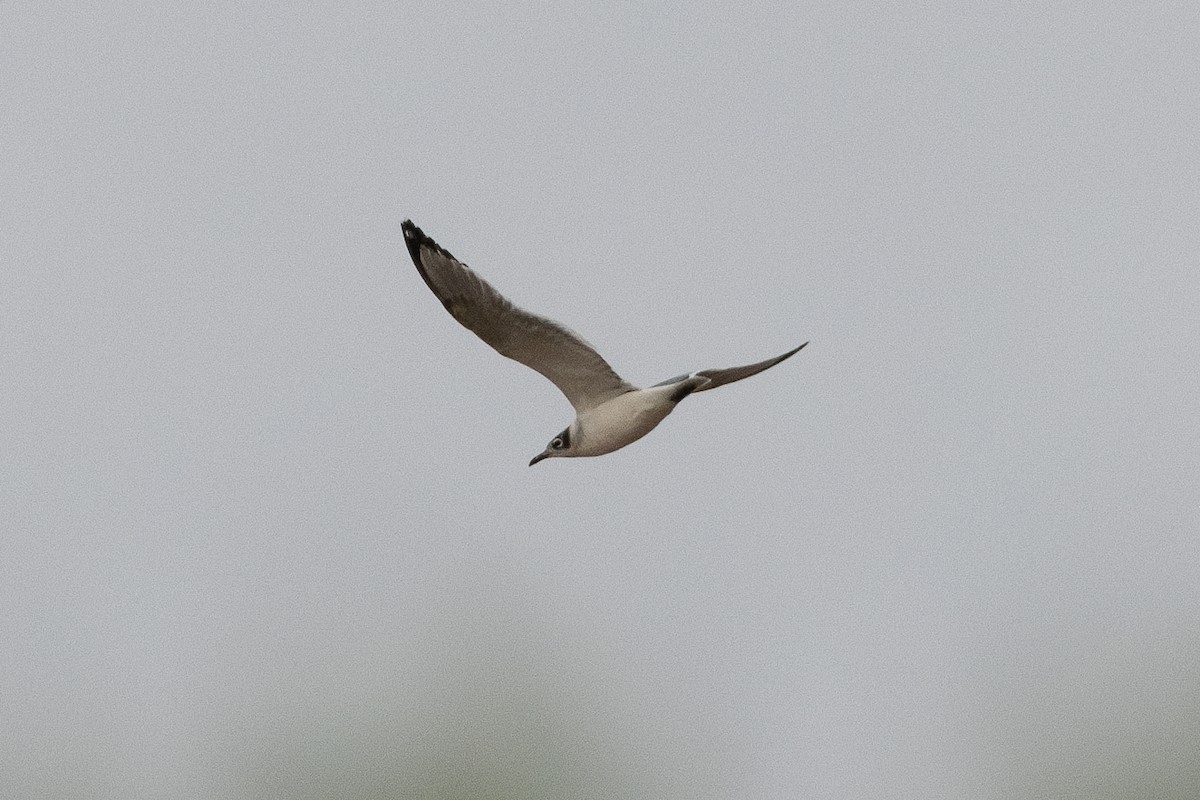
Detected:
left=778, top=341, right=809, bottom=362
left=400, top=219, right=424, bottom=266
left=401, top=219, right=458, bottom=266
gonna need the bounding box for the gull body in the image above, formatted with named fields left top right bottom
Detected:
left=537, top=375, right=712, bottom=464
left=401, top=220, right=806, bottom=465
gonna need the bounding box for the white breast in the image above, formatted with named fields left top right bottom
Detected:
left=572, top=385, right=683, bottom=457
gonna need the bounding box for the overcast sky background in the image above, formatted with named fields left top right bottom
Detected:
left=3, top=3, right=1198, bottom=798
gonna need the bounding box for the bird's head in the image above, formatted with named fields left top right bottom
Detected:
left=529, top=425, right=574, bottom=466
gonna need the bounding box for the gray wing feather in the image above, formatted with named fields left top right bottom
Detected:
left=403, top=221, right=636, bottom=412
left=693, top=342, right=808, bottom=391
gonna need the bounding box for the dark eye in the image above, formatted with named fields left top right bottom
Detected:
left=551, top=438, right=564, bottom=450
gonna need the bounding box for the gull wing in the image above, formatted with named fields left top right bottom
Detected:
left=693, top=342, right=808, bottom=391
left=403, top=220, right=636, bottom=413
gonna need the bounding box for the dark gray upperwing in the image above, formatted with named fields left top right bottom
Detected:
left=693, top=342, right=808, bottom=391
left=402, top=220, right=636, bottom=413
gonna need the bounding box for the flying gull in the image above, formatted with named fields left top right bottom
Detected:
left=402, top=220, right=807, bottom=465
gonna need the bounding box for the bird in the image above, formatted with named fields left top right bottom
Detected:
left=402, top=220, right=807, bottom=465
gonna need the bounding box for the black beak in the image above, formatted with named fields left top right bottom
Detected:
left=529, top=451, right=549, bottom=467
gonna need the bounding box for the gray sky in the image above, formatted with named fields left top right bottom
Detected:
left=3, top=3, right=1198, bottom=798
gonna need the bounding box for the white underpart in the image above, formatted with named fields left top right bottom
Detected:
left=571, top=382, right=694, bottom=457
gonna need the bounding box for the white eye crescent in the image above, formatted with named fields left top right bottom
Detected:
left=551, top=438, right=564, bottom=449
